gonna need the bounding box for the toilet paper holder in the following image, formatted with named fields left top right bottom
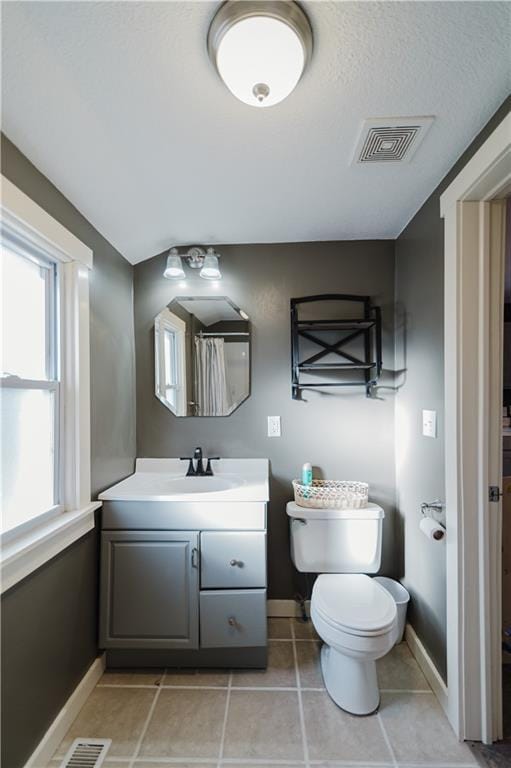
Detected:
left=421, top=500, right=445, bottom=525
left=420, top=501, right=446, bottom=540
left=420, top=500, right=444, bottom=516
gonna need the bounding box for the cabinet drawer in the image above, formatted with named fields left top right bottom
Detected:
left=201, top=531, right=266, bottom=588
left=200, top=589, right=267, bottom=648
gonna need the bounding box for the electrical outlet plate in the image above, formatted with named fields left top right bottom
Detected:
left=422, top=409, right=437, bottom=438
left=267, top=416, right=281, bottom=438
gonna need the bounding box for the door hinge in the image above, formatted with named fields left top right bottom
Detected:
left=489, top=486, right=502, bottom=503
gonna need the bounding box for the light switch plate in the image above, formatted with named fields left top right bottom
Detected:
left=422, top=409, right=437, bottom=438
left=267, top=416, right=281, bottom=438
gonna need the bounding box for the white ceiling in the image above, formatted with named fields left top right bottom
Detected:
left=2, top=1, right=510, bottom=265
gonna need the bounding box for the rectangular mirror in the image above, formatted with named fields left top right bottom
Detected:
left=154, top=296, right=250, bottom=417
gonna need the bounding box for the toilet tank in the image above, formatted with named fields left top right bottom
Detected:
left=287, top=501, right=384, bottom=573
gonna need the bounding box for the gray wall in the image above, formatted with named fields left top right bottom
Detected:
left=395, top=95, right=511, bottom=682
left=1, top=529, right=99, bottom=768
left=1, top=135, right=136, bottom=768
left=135, top=241, right=398, bottom=599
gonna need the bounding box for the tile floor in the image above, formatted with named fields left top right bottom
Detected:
left=49, top=618, right=478, bottom=768
left=468, top=665, right=511, bottom=767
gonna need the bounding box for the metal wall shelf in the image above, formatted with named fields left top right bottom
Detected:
left=291, top=294, right=382, bottom=399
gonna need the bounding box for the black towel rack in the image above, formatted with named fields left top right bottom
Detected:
left=290, top=294, right=382, bottom=399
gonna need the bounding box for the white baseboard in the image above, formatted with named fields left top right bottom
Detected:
left=405, top=623, right=448, bottom=715
left=267, top=598, right=311, bottom=617
left=24, top=653, right=105, bottom=768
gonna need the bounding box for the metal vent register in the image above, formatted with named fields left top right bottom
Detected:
left=59, top=738, right=111, bottom=768
left=353, top=116, right=434, bottom=164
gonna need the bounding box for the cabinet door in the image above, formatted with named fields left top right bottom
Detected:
left=100, top=531, right=199, bottom=649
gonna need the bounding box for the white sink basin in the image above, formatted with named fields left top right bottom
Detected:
left=160, top=476, right=242, bottom=494
left=98, top=458, right=269, bottom=502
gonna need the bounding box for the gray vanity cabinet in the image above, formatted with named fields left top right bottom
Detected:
left=99, top=497, right=268, bottom=667
left=99, top=531, right=199, bottom=649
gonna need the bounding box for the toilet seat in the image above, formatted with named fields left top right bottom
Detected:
left=312, top=574, right=396, bottom=637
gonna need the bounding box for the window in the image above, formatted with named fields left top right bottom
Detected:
left=1, top=243, right=60, bottom=533
left=163, top=327, right=179, bottom=410
left=1, top=175, right=98, bottom=593
left=154, top=309, right=186, bottom=416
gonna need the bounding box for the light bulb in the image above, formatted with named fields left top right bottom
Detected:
left=200, top=250, right=222, bottom=281
left=163, top=251, right=185, bottom=280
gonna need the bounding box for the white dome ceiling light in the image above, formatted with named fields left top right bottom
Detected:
left=208, top=1, right=313, bottom=108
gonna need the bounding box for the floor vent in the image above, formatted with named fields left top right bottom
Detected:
left=353, top=116, right=434, bottom=164
left=60, top=738, right=111, bottom=768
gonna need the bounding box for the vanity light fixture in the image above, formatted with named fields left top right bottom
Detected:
left=199, top=250, right=222, bottom=280
left=163, top=250, right=186, bottom=280
left=208, top=1, right=313, bottom=108
left=163, top=247, right=222, bottom=281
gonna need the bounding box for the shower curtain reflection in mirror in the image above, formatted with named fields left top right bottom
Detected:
left=194, top=336, right=230, bottom=416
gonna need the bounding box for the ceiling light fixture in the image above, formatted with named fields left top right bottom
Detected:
left=208, top=1, right=313, bottom=108
left=163, top=247, right=222, bottom=281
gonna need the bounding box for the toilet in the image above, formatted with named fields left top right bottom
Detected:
left=287, top=500, right=397, bottom=716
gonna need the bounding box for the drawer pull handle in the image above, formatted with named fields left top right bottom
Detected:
left=230, top=559, right=243, bottom=567
left=228, top=616, right=237, bottom=627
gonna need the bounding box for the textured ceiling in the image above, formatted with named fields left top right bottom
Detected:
left=2, top=1, right=510, bottom=264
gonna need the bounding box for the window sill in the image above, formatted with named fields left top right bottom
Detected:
left=0, top=502, right=101, bottom=594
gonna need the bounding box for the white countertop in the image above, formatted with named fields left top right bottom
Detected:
left=98, top=458, right=269, bottom=502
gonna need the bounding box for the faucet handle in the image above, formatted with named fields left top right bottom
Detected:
left=205, top=457, right=220, bottom=476
left=180, top=457, right=195, bottom=477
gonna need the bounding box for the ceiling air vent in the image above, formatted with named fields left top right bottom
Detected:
left=60, top=738, right=111, bottom=768
left=353, top=117, right=434, bottom=164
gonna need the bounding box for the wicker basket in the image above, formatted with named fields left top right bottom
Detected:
left=292, top=479, right=369, bottom=509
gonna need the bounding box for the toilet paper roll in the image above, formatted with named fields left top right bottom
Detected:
left=420, top=516, right=445, bottom=541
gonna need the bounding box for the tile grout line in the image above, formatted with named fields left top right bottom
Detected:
left=51, top=753, right=477, bottom=766
left=99, top=683, right=229, bottom=690
left=96, top=683, right=435, bottom=696
left=127, top=667, right=166, bottom=768
left=216, top=670, right=233, bottom=768
left=376, top=711, right=398, bottom=768
left=291, top=618, right=310, bottom=768
left=91, top=759, right=480, bottom=767
left=97, top=683, right=328, bottom=691
left=378, top=688, right=433, bottom=694
left=97, top=682, right=431, bottom=695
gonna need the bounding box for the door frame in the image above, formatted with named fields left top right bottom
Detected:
left=440, top=111, right=511, bottom=743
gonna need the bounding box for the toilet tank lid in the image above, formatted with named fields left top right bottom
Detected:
left=286, top=501, right=384, bottom=520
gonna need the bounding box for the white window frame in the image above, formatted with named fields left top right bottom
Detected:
left=2, top=243, right=61, bottom=530
left=154, top=308, right=187, bottom=417
left=0, top=175, right=101, bottom=593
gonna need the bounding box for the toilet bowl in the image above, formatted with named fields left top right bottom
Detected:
left=311, top=573, right=397, bottom=715
left=286, top=500, right=397, bottom=715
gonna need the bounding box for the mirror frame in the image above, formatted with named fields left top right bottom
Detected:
left=154, top=295, right=251, bottom=417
